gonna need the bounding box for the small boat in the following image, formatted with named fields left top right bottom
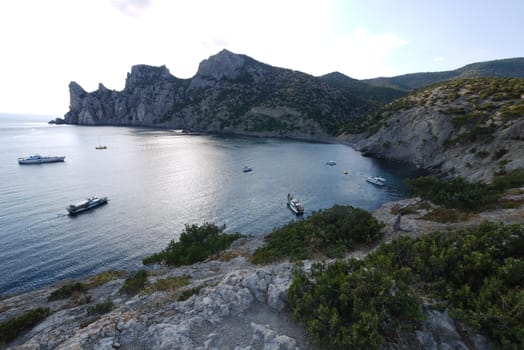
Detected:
left=67, top=196, right=108, bottom=215
left=287, top=193, right=304, bottom=215
left=95, top=136, right=107, bottom=150
left=343, top=169, right=349, bottom=175
left=242, top=166, right=252, bottom=173
left=326, top=161, right=337, bottom=166
left=18, top=155, right=65, bottom=164
left=366, top=176, right=386, bottom=186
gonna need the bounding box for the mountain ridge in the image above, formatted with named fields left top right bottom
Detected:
left=364, top=57, right=524, bottom=90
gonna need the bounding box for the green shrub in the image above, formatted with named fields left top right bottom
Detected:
left=86, top=270, right=126, bottom=289
left=177, top=286, right=204, bottom=301
left=375, top=222, right=524, bottom=348
left=86, top=300, right=113, bottom=316
left=288, top=259, right=424, bottom=349
left=48, top=282, right=86, bottom=301
left=494, top=148, right=509, bottom=160
left=143, top=275, right=191, bottom=294
left=143, top=223, right=242, bottom=267
left=0, top=307, right=50, bottom=345
left=407, top=176, right=495, bottom=212
left=119, top=270, right=148, bottom=296
left=290, top=222, right=523, bottom=349
left=421, top=207, right=472, bottom=223
left=252, top=205, right=384, bottom=264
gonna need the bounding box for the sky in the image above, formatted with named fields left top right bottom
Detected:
left=0, top=0, right=523, bottom=115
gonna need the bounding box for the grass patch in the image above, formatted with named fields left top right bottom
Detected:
left=177, top=286, right=204, bottom=301
left=143, top=275, right=191, bottom=294
left=421, top=207, right=473, bottom=223
left=0, top=307, right=50, bottom=345
left=252, top=205, right=384, bottom=264
left=143, top=223, right=242, bottom=267
left=86, top=300, right=114, bottom=316
left=119, top=270, right=148, bottom=296
left=85, top=270, right=126, bottom=289
left=48, top=282, right=86, bottom=301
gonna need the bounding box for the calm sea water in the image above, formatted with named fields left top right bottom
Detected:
left=0, top=114, right=419, bottom=295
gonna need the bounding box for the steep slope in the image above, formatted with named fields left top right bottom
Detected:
left=356, top=77, right=524, bottom=181
left=64, top=50, right=375, bottom=137
left=365, top=57, right=524, bottom=90
left=319, top=71, right=407, bottom=103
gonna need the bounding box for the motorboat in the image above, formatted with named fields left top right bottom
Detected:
left=343, top=169, right=349, bottom=175
left=242, top=166, right=252, bottom=173
left=366, top=176, right=386, bottom=186
left=67, top=196, right=108, bottom=215
left=326, top=161, right=336, bottom=166
left=95, top=136, right=107, bottom=150
left=18, top=155, right=65, bottom=164
left=287, top=193, right=304, bottom=215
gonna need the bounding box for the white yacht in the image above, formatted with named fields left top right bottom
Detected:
left=287, top=193, right=304, bottom=215
left=67, top=196, right=108, bottom=215
left=366, top=176, right=386, bottom=186
left=18, top=155, right=65, bottom=164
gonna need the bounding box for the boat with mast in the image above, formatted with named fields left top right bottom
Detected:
left=95, top=136, right=107, bottom=150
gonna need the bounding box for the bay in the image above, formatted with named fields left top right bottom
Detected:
left=0, top=114, right=419, bottom=295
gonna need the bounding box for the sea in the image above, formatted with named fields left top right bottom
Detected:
left=0, top=113, right=420, bottom=295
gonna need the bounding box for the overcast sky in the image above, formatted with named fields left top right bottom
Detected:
left=1, top=0, right=523, bottom=115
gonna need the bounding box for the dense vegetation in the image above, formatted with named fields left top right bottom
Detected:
left=143, top=223, right=242, bottom=266
left=408, top=169, right=524, bottom=212
left=0, top=307, right=50, bottom=345
left=252, top=205, right=383, bottom=264
left=288, top=222, right=524, bottom=349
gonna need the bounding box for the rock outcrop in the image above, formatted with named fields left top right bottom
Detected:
left=355, top=77, right=524, bottom=181
left=63, top=50, right=384, bottom=138
left=5, top=197, right=520, bottom=349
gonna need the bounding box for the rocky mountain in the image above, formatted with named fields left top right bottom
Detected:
left=355, top=77, right=524, bottom=181
left=364, top=57, right=524, bottom=91
left=64, top=50, right=401, bottom=138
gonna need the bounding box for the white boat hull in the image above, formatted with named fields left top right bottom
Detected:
left=18, top=156, right=65, bottom=164
left=67, top=197, right=108, bottom=215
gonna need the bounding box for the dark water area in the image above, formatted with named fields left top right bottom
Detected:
left=0, top=114, right=421, bottom=295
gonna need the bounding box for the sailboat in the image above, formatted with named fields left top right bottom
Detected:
left=95, top=136, right=107, bottom=150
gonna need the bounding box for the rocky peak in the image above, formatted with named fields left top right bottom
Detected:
left=125, top=64, right=172, bottom=89
left=68, top=81, right=87, bottom=111
left=195, top=49, right=247, bottom=79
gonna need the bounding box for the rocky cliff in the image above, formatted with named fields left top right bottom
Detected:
left=64, top=50, right=392, bottom=138
left=355, top=77, right=524, bottom=181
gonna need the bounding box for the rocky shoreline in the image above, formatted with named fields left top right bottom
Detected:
left=3, top=194, right=522, bottom=349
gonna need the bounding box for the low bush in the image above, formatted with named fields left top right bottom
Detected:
left=421, top=207, right=472, bottom=223
left=86, top=300, right=113, bottom=316
left=288, top=260, right=424, bottom=349
left=289, top=222, right=524, bottom=349
left=177, top=286, right=204, bottom=301
left=143, top=275, right=191, bottom=294
left=409, top=170, right=524, bottom=213
left=119, top=270, right=148, bottom=296
left=143, top=223, right=242, bottom=267
left=48, top=282, right=86, bottom=301
left=0, top=307, right=50, bottom=345
left=252, top=205, right=384, bottom=264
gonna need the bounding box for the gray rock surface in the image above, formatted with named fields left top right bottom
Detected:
left=63, top=50, right=372, bottom=138
left=355, top=82, right=524, bottom=182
